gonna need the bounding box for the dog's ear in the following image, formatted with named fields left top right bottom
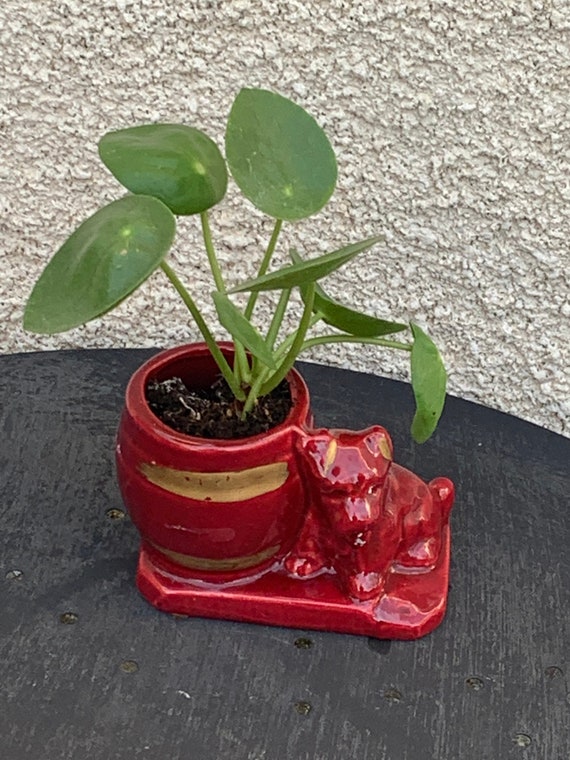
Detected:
left=296, top=430, right=337, bottom=480
left=362, top=428, right=393, bottom=461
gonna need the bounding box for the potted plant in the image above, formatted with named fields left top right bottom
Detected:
left=24, top=88, right=454, bottom=639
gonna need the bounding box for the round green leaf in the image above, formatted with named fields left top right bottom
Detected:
left=410, top=323, right=447, bottom=443
left=99, top=124, right=228, bottom=215
left=225, top=88, right=337, bottom=220
left=24, top=195, right=176, bottom=334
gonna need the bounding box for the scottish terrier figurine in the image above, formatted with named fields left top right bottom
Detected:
left=286, top=426, right=455, bottom=602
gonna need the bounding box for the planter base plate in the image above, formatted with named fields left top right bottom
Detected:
left=136, top=526, right=451, bottom=640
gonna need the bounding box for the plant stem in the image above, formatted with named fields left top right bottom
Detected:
left=273, top=312, right=323, bottom=361
left=233, top=341, right=251, bottom=386
left=258, top=282, right=316, bottom=397
left=240, top=218, right=282, bottom=394
left=160, top=260, right=246, bottom=400
left=244, top=291, right=289, bottom=414
left=201, top=210, right=250, bottom=387
left=244, top=218, right=283, bottom=319
left=200, top=211, right=225, bottom=292
left=241, top=366, right=271, bottom=417
left=265, top=289, right=291, bottom=350
left=301, top=335, right=413, bottom=352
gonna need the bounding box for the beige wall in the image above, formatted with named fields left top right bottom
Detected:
left=1, top=0, right=568, bottom=435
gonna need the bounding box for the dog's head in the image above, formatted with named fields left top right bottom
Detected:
left=298, top=426, right=393, bottom=495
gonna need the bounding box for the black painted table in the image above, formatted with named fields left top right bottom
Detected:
left=1, top=349, right=568, bottom=760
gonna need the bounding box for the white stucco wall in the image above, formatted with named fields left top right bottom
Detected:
left=1, top=0, right=568, bottom=435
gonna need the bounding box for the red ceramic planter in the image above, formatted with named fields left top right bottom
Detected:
left=116, top=343, right=455, bottom=640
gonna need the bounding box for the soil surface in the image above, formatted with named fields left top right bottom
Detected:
left=146, top=375, right=292, bottom=439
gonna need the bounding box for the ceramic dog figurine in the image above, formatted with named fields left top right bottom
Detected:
left=286, top=426, right=455, bottom=602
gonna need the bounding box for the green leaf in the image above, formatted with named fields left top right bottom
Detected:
left=410, top=323, right=447, bottom=443
left=99, top=124, right=227, bottom=215
left=230, top=236, right=383, bottom=294
left=24, top=195, right=176, bottom=334
left=290, top=249, right=407, bottom=337
left=212, top=291, right=277, bottom=370
left=225, top=88, right=337, bottom=220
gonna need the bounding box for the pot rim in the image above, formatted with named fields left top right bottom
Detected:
left=124, top=342, right=311, bottom=447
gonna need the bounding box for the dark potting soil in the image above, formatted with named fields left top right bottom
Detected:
left=146, top=376, right=292, bottom=439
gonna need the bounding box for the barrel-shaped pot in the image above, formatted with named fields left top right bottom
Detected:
left=116, top=343, right=312, bottom=583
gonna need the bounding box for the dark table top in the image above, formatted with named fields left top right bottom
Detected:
left=1, top=348, right=568, bottom=760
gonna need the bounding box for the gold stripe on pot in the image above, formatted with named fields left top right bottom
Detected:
left=150, top=541, right=281, bottom=571
left=139, top=461, right=289, bottom=502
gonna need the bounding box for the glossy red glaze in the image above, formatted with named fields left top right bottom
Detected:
left=116, top=343, right=312, bottom=581
left=116, top=343, right=455, bottom=639
left=287, top=429, right=454, bottom=604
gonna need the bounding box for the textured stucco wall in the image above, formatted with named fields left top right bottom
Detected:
left=1, top=0, right=569, bottom=435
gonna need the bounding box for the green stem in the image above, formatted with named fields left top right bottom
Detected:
left=258, top=282, right=316, bottom=397
left=248, top=294, right=288, bottom=391
left=244, top=218, right=283, bottom=319
left=266, top=289, right=291, bottom=350
left=301, top=334, right=413, bottom=352
left=234, top=342, right=251, bottom=385
left=273, top=311, right=323, bottom=361
left=160, top=260, right=245, bottom=400
left=245, top=289, right=289, bottom=413
left=200, top=211, right=225, bottom=292
left=241, top=366, right=271, bottom=417
left=201, top=210, right=249, bottom=387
